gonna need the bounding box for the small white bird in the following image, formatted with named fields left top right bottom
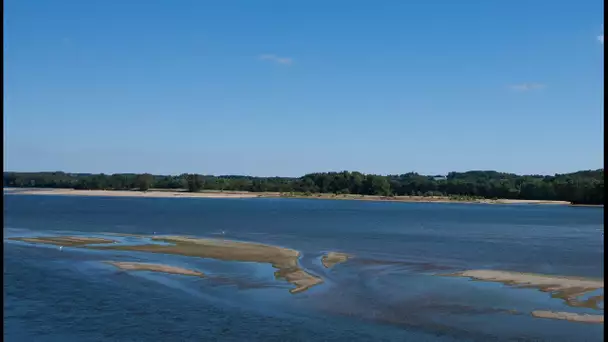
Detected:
left=59, top=246, right=63, bottom=251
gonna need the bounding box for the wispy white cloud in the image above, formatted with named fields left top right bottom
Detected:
left=598, top=34, right=604, bottom=44
left=508, top=83, right=546, bottom=92
left=258, top=54, right=293, bottom=66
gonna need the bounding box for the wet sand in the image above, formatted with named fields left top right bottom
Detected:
left=531, top=310, right=604, bottom=324
left=11, top=234, right=323, bottom=294
left=89, top=235, right=324, bottom=294
left=8, top=236, right=116, bottom=247
left=274, top=268, right=324, bottom=294
left=447, top=270, right=604, bottom=309
left=321, top=252, right=351, bottom=268
left=105, top=261, right=205, bottom=277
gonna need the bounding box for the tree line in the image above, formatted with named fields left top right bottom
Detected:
left=3, top=169, right=604, bottom=205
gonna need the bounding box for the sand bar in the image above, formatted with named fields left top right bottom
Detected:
left=87, top=235, right=322, bottom=293
left=531, top=310, right=604, bottom=324
left=274, top=268, right=324, bottom=294
left=105, top=261, right=205, bottom=277
left=321, top=252, right=351, bottom=268
left=448, top=270, right=604, bottom=309
left=14, top=234, right=322, bottom=294
left=8, top=236, right=116, bottom=247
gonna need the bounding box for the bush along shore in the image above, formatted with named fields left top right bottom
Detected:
left=3, top=169, right=604, bottom=205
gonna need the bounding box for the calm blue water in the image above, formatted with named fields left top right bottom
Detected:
left=4, top=195, right=604, bottom=341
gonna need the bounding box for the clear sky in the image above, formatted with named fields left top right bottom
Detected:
left=4, top=0, right=604, bottom=177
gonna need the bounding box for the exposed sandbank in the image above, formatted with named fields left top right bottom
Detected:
left=88, top=235, right=323, bottom=294
left=273, top=268, right=324, bottom=294
left=105, top=261, right=205, bottom=277
left=531, top=310, right=604, bottom=324
left=4, top=187, right=574, bottom=205
left=447, top=270, right=604, bottom=309
left=12, top=234, right=323, bottom=294
left=321, top=252, right=351, bottom=268
left=8, top=236, right=116, bottom=247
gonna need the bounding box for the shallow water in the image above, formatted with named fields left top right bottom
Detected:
left=3, top=195, right=604, bottom=341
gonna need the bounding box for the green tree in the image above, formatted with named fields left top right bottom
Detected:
left=2, top=168, right=604, bottom=205
left=186, top=174, right=204, bottom=192
left=135, top=173, right=154, bottom=191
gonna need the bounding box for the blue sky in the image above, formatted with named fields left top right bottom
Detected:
left=4, top=0, right=604, bottom=176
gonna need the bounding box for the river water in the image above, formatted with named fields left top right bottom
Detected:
left=3, top=195, right=604, bottom=341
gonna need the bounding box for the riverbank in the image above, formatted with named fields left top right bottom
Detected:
left=3, top=187, right=579, bottom=205
left=3, top=188, right=259, bottom=199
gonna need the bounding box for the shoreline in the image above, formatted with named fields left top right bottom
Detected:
left=3, top=187, right=593, bottom=206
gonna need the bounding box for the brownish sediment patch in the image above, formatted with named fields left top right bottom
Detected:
left=566, top=295, right=604, bottom=310
left=446, top=270, right=604, bottom=309
left=8, top=236, right=116, bottom=247
left=321, top=252, right=351, bottom=268
left=12, top=234, right=322, bottom=293
left=105, top=261, right=205, bottom=277
left=86, top=235, right=321, bottom=294
left=531, top=310, right=604, bottom=324
left=274, top=268, right=324, bottom=293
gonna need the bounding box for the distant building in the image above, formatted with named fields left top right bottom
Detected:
left=432, top=175, right=447, bottom=181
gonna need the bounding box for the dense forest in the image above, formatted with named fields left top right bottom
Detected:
left=3, top=169, right=604, bottom=204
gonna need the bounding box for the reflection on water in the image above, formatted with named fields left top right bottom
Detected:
left=3, top=195, right=604, bottom=341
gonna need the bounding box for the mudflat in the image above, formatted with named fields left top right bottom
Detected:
left=105, top=261, right=205, bottom=277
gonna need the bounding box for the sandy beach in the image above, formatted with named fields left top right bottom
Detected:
left=3, top=188, right=259, bottom=199
left=3, top=187, right=574, bottom=205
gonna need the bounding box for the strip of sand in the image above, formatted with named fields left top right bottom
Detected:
left=9, top=236, right=116, bottom=247
left=4, top=187, right=574, bottom=205
left=105, top=261, right=205, bottom=277
left=447, top=270, right=604, bottom=309
left=12, top=234, right=323, bottom=294
left=274, top=192, right=572, bottom=205
left=88, top=235, right=324, bottom=294
left=321, top=252, right=351, bottom=268
left=4, top=188, right=258, bottom=199
left=531, top=310, right=604, bottom=324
